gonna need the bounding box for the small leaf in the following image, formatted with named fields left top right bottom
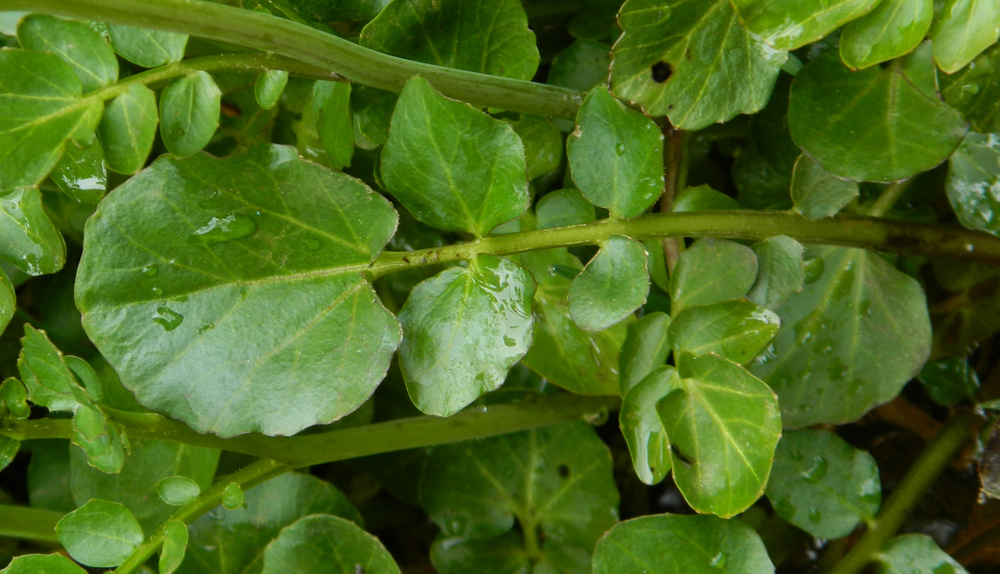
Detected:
left=789, top=45, right=969, bottom=182
left=262, top=515, right=401, bottom=574
left=221, top=482, right=244, bottom=510
left=107, top=24, right=188, bottom=68
left=313, top=80, right=353, bottom=170
left=941, top=43, right=1000, bottom=133
left=56, top=499, right=144, bottom=568
left=535, top=188, right=596, bottom=229
left=840, top=0, right=934, bottom=69
left=611, top=0, right=786, bottom=130
left=673, top=184, right=741, bottom=212
left=254, top=70, right=288, bottom=111
left=351, top=84, right=395, bottom=149
left=381, top=77, right=528, bottom=236
left=620, top=366, right=676, bottom=485
left=791, top=154, right=860, bottom=219
left=18, top=325, right=84, bottom=412
left=592, top=514, right=773, bottom=573
left=668, top=300, right=780, bottom=365
left=619, top=312, right=670, bottom=395
left=398, top=255, right=535, bottom=416
left=0, top=377, right=30, bottom=421
left=569, top=235, right=649, bottom=331
left=156, top=476, right=201, bottom=506
left=567, top=87, right=664, bottom=218
left=159, top=520, right=188, bottom=574
left=947, top=132, right=1000, bottom=236
left=509, top=115, right=562, bottom=180
left=670, top=238, right=758, bottom=310
left=731, top=0, right=881, bottom=51
left=0, top=435, right=17, bottom=472
left=97, top=83, right=159, bottom=174
left=0, top=269, right=13, bottom=333
left=0, top=187, right=66, bottom=276
left=766, top=429, right=881, bottom=539
left=918, top=358, right=980, bottom=406
left=548, top=39, right=611, bottom=93
left=0, top=554, right=88, bottom=574
left=73, top=404, right=125, bottom=474
left=876, top=534, right=970, bottom=574
left=930, top=0, right=1000, bottom=74
left=659, top=353, right=781, bottom=517
left=51, top=140, right=107, bottom=204
left=159, top=71, right=222, bottom=158
left=748, top=236, right=805, bottom=310
left=17, top=15, right=118, bottom=93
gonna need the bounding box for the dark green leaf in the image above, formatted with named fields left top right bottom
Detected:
left=0, top=270, right=13, bottom=333
left=670, top=238, right=758, bottom=310
left=509, top=115, right=562, bottom=180
left=673, top=184, right=741, bottom=212
left=611, top=0, right=786, bottom=130
left=160, top=520, right=188, bottom=574
left=568, top=88, right=663, bottom=218
left=52, top=140, right=106, bottom=204
left=569, top=235, right=649, bottom=331
left=876, top=534, right=970, bottom=574
left=789, top=46, right=969, bottom=182
left=618, top=312, right=670, bottom=395
left=917, top=358, right=980, bottom=405
left=262, top=515, right=400, bottom=574
left=72, top=404, right=125, bottom=474
left=97, top=83, right=159, bottom=174
left=548, top=39, right=611, bottom=93
left=18, top=325, right=83, bottom=412
left=0, top=377, right=30, bottom=421
left=254, top=70, right=288, bottom=111
left=398, top=255, right=535, bottom=416
left=791, top=154, right=860, bottom=219
left=535, top=188, right=596, bottom=229
left=766, top=429, right=881, bottom=539
left=620, top=366, right=676, bottom=485
left=0, top=186, right=66, bottom=276
left=313, top=80, right=353, bottom=170
left=592, top=514, right=773, bottom=573
left=0, top=554, right=87, bottom=574
left=668, top=301, right=780, bottom=365
left=351, top=85, right=395, bottom=149
left=658, top=353, right=781, bottom=517
left=731, top=0, right=881, bottom=51
left=107, top=24, right=188, bottom=68
left=840, top=0, right=933, bottom=69
left=159, top=72, right=222, bottom=158
left=941, top=43, right=1000, bottom=133
left=930, top=0, right=1000, bottom=74
left=747, top=236, right=805, bottom=310
left=381, top=77, right=528, bottom=236
left=360, top=0, right=538, bottom=80
left=76, top=145, right=400, bottom=437
left=156, top=476, right=201, bottom=506
left=27, top=440, right=76, bottom=513
left=0, top=434, right=17, bottom=472
left=18, top=14, right=118, bottom=93
left=750, top=247, right=932, bottom=427
left=947, top=133, right=1000, bottom=236
left=56, top=499, right=144, bottom=568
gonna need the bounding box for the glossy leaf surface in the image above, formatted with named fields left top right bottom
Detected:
left=52, top=140, right=107, bottom=204
left=56, top=499, right=143, bottom=568
left=156, top=476, right=201, bottom=506
left=569, top=236, right=649, bottom=331
left=620, top=366, right=676, bottom=485
left=97, top=83, right=158, bottom=174
left=159, top=72, right=222, bottom=158
left=313, top=80, right=353, bottom=170
left=254, top=70, right=287, bottom=111
left=917, top=358, right=980, bottom=405
left=930, top=0, right=1000, bottom=74
left=791, top=154, right=860, bottom=219
left=668, top=301, right=780, bottom=365
left=670, top=238, right=758, bottom=310
left=72, top=404, right=125, bottom=474
left=76, top=145, right=400, bottom=437
left=0, top=187, right=66, bottom=276
left=18, top=326, right=83, bottom=412
left=618, top=312, right=670, bottom=394
left=262, top=515, right=400, bottom=574
left=941, top=43, right=1000, bottom=133
left=876, top=534, right=970, bottom=574
left=840, top=0, right=933, bottom=69
left=107, top=24, right=188, bottom=68
left=747, top=236, right=804, bottom=311
left=731, top=0, right=880, bottom=50
left=0, top=555, right=87, bottom=574
left=18, top=15, right=118, bottom=93
left=947, top=133, right=1000, bottom=236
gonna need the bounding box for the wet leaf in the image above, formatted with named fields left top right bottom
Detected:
left=17, top=14, right=118, bottom=93
left=97, top=83, right=158, bottom=174
left=107, top=24, right=187, bottom=68
left=262, top=515, right=400, bottom=574
left=56, top=499, right=144, bottom=568
left=946, top=133, right=1000, bottom=236
left=620, top=366, right=676, bottom=485
left=668, top=300, right=781, bottom=365
left=670, top=238, right=758, bottom=310
left=917, top=358, right=980, bottom=406
left=840, top=0, right=933, bottom=69
left=18, top=325, right=84, bottom=412
left=569, top=235, right=649, bottom=331
left=159, top=72, right=222, bottom=158
left=0, top=187, right=66, bottom=276
left=731, top=0, right=881, bottom=51
left=876, top=534, right=970, bottom=574
left=941, top=43, right=1000, bottom=133
left=930, top=0, right=1000, bottom=74
left=51, top=140, right=107, bottom=204
left=748, top=236, right=805, bottom=311
left=791, top=154, right=859, bottom=219
left=618, top=312, right=671, bottom=395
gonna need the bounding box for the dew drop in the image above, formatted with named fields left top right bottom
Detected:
left=615, top=142, right=627, bottom=156
left=803, top=257, right=825, bottom=283
left=709, top=552, right=727, bottom=568
left=152, top=306, right=184, bottom=331
left=151, top=286, right=164, bottom=296
left=808, top=508, right=823, bottom=523
left=142, top=264, right=159, bottom=277
left=303, top=237, right=323, bottom=251
left=802, top=456, right=829, bottom=483
left=190, top=213, right=258, bottom=246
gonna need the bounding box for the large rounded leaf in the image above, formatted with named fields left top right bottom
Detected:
left=76, top=144, right=400, bottom=437
left=731, top=0, right=881, bottom=51
left=946, top=132, right=1000, bottom=236
left=262, top=515, right=400, bottom=574
left=930, top=0, right=1000, bottom=74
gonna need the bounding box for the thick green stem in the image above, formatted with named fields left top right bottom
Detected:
left=4, top=0, right=583, bottom=119
left=827, top=411, right=979, bottom=574
left=0, top=505, right=63, bottom=543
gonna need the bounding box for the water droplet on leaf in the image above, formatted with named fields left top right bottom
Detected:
left=190, top=213, right=258, bottom=246
left=804, top=257, right=825, bottom=283
left=152, top=306, right=184, bottom=331
left=142, top=264, right=159, bottom=277
left=802, top=456, right=829, bottom=483
left=709, top=552, right=727, bottom=568
left=151, top=286, right=164, bottom=296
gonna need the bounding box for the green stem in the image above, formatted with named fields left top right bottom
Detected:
left=827, top=411, right=979, bottom=574
left=5, top=0, right=583, bottom=119
left=0, top=505, right=63, bottom=543
left=867, top=180, right=914, bottom=218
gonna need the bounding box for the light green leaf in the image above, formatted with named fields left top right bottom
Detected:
left=876, top=534, right=970, bottom=574
left=56, top=499, right=144, bottom=568
left=941, top=43, right=1000, bottom=133
left=18, top=15, right=118, bottom=93
left=569, top=235, right=649, bottom=331
left=766, top=429, right=881, bottom=539
left=351, top=84, right=395, bottom=149
left=840, top=0, right=933, bottom=69
left=97, top=83, right=158, bottom=174
left=749, top=247, right=932, bottom=427
left=658, top=353, right=782, bottom=517
left=52, top=140, right=106, bottom=204
left=618, top=312, right=670, bottom=395
left=0, top=268, right=13, bottom=333
left=0, top=50, right=102, bottom=190
left=312, top=80, right=353, bottom=170
left=360, top=0, right=538, bottom=80
left=592, top=514, right=774, bottom=573
left=670, top=238, right=758, bottom=310
left=931, top=0, right=1000, bottom=74
left=73, top=404, right=125, bottom=474
left=620, top=366, right=676, bottom=485
left=254, top=70, right=288, bottom=111
left=917, top=358, right=980, bottom=406
left=789, top=46, right=969, bottom=182
left=509, top=115, right=562, bottom=180
left=732, top=0, right=881, bottom=51
left=156, top=476, right=201, bottom=506
left=791, top=154, right=860, bottom=219
left=18, top=325, right=83, bottom=412
left=0, top=186, right=66, bottom=276
left=673, top=184, right=741, bottom=212
left=76, top=145, right=401, bottom=437
left=535, top=188, right=596, bottom=229
left=381, top=77, right=528, bottom=236
left=160, top=520, right=188, bottom=574
left=159, top=72, right=221, bottom=159
left=947, top=133, right=1000, bottom=236
left=0, top=554, right=88, bottom=574
left=107, top=24, right=188, bottom=68
left=568, top=88, right=663, bottom=218
left=668, top=301, right=780, bottom=365
left=262, top=515, right=400, bottom=574
left=221, top=482, right=244, bottom=510
left=611, top=0, right=786, bottom=130
left=748, top=236, right=804, bottom=311
left=0, top=377, right=30, bottom=421
left=398, top=255, right=535, bottom=416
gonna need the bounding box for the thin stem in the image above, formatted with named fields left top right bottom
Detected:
left=6, top=0, right=584, bottom=119
left=826, top=411, right=979, bottom=574
left=0, top=505, right=63, bottom=543
left=867, top=179, right=914, bottom=218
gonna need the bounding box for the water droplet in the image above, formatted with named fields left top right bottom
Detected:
left=198, top=323, right=215, bottom=334
left=615, top=142, right=626, bottom=156
left=802, top=456, right=829, bottom=483
left=807, top=508, right=823, bottom=523
left=151, top=286, right=164, bottom=296
left=142, top=264, right=159, bottom=277
left=709, top=552, right=727, bottom=568
left=803, top=257, right=825, bottom=283
left=303, top=237, right=323, bottom=251
left=964, top=83, right=980, bottom=95
left=190, top=213, right=258, bottom=246
left=152, top=306, right=184, bottom=331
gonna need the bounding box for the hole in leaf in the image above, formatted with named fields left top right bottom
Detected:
left=651, top=61, right=672, bottom=83
left=558, top=464, right=570, bottom=478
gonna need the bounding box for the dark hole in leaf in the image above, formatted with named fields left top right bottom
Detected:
left=651, top=61, right=672, bottom=83
left=558, top=464, right=570, bottom=478
left=671, top=444, right=694, bottom=466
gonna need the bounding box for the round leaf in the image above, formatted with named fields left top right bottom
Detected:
left=670, top=238, right=758, bottom=310
left=0, top=270, right=12, bottom=334
left=107, top=24, right=188, bottom=68
left=52, top=140, right=107, bottom=204
left=312, top=80, right=353, bottom=170
left=156, top=476, right=201, bottom=506
left=569, top=235, right=650, bottom=331
left=159, top=71, right=222, bottom=158
left=668, top=300, right=781, bottom=365
left=840, top=0, right=933, bottom=69
left=262, top=515, right=400, bottom=574
left=947, top=132, right=1000, bottom=236
left=97, top=83, right=159, bottom=175
left=731, top=0, right=881, bottom=51
left=17, top=15, right=118, bottom=93
left=535, top=188, right=596, bottom=230
left=930, top=0, right=1000, bottom=74
left=56, top=499, right=144, bottom=568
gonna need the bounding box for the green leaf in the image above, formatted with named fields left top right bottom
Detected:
left=360, top=0, right=539, bottom=81
left=0, top=186, right=66, bottom=276
left=72, top=404, right=125, bottom=474
left=876, top=534, right=970, bottom=574
left=732, top=0, right=881, bottom=51
left=76, top=145, right=401, bottom=437
left=840, top=0, right=934, bottom=69
left=156, top=476, right=201, bottom=506
left=159, top=520, right=188, bottom=574
left=930, top=0, right=1000, bottom=74
left=535, top=188, right=596, bottom=229
left=159, top=71, right=222, bottom=158
left=351, top=84, right=395, bottom=149
left=668, top=301, right=781, bottom=365
left=420, top=423, right=619, bottom=570
left=262, top=515, right=401, bottom=574
left=97, top=83, right=159, bottom=174
left=381, top=77, right=528, bottom=236
left=313, top=80, right=353, bottom=170
left=619, top=312, right=671, bottom=395
left=592, top=514, right=773, bottom=573
left=657, top=353, right=781, bottom=517
left=398, top=255, right=535, bottom=416
left=107, top=24, right=188, bottom=68
left=766, top=429, right=881, bottom=539
left=947, top=133, right=1000, bottom=236
left=56, top=499, right=144, bottom=568
left=941, top=43, right=1000, bottom=133
left=0, top=554, right=87, bottom=574
left=18, top=325, right=83, bottom=412
left=548, top=39, right=612, bottom=93
left=610, top=0, right=786, bottom=130
left=569, top=235, right=649, bottom=331
left=27, top=440, right=76, bottom=513
left=184, top=473, right=362, bottom=574
left=670, top=238, right=758, bottom=310
left=917, top=358, right=980, bottom=406
left=52, top=140, right=107, bottom=204
left=791, top=154, right=860, bottom=219
left=749, top=247, right=932, bottom=427
left=17, top=15, right=118, bottom=93
left=0, top=435, right=17, bottom=472
left=508, top=115, right=562, bottom=180
left=620, top=366, right=676, bottom=485
left=673, top=184, right=741, bottom=212
left=221, top=482, right=244, bottom=510
left=0, top=50, right=102, bottom=190
left=747, top=236, right=804, bottom=311
left=254, top=70, right=288, bottom=111
left=0, top=377, right=30, bottom=421
left=789, top=46, right=969, bottom=183
left=0, top=269, right=13, bottom=333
